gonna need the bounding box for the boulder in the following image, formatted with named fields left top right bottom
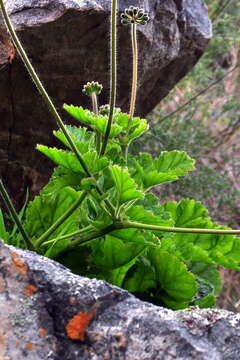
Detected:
left=0, top=240, right=239, bottom=360
left=0, top=0, right=212, bottom=206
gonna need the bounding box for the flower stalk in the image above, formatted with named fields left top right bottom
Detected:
left=121, top=6, right=150, bottom=127
left=129, top=22, right=138, bottom=126
left=83, top=81, right=103, bottom=152
left=100, top=0, right=117, bottom=155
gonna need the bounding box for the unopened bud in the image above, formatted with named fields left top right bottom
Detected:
left=82, top=81, right=103, bottom=97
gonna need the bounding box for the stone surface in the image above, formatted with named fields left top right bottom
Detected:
left=0, top=0, right=212, bottom=206
left=0, top=240, right=240, bottom=360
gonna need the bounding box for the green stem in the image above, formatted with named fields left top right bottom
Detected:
left=70, top=223, right=117, bottom=248
left=0, top=179, right=34, bottom=250
left=120, top=221, right=240, bottom=235
left=91, top=93, right=99, bottom=115
left=35, top=191, right=88, bottom=247
left=100, top=0, right=117, bottom=155
left=128, top=23, right=138, bottom=127
left=0, top=0, right=115, bottom=216
left=91, top=93, right=101, bottom=153
left=41, top=225, right=94, bottom=247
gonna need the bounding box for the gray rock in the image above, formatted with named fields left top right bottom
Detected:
left=0, top=240, right=239, bottom=360
left=0, top=0, right=212, bottom=206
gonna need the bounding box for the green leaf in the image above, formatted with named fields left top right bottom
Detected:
left=108, top=259, right=137, bottom=287
left=42, top=166, right=84, bottom=196
left=123, top=257, right=156, bottom=293
left=37, top=145, right=85, bottom=173
left=63, top=105, right=94, bottom=127
left=148, top=248, right=197, bottom=308
left=194, top=293, right=216, bottom=308
left=91, top=229, right=148, bottom=269
left=0, top=209, right=10, bottom=243
left=25, top=188, right=79, bottom=241
left=155, top=151, right=195, bottom=175
left=56, top=246, right=91, bottom=275
left=126, top=205, right=174, bottom=227
left=189, top=263, right=221, bottom=308
left=114, top=112, right=129, bottom=128
left=131, top=151, right=195, bottom=190
left=109, top=165, right=143, bottom=205
left=44, top=238, right=70, bottom=259
left=54, top=126, right=95, bottom=154
left=161, top=199, right=210, bottom=228
left=190, top=263, right=221, bottom=295
left=37, top=145, right=109, bottom=175
left=94, top=116, right=123, bottom=138
left=128, top=117, right=149, bottom=141
left=161, top=199, right=240, bottom=270
left=114, top=113, right=148, bottom=142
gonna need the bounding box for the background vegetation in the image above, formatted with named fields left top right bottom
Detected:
left=134, top=0, right=240, bottom=311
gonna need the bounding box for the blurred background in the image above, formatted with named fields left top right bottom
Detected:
left=133, top=0, right=240, bottom=312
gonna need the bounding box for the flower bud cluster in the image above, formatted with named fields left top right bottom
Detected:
left=82, top=81, right=103, bottom=96
left=121, top=6, right=149, bottom=25
left=99, top=104, right=121, bottom=116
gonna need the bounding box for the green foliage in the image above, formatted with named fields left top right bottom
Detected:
left=134, top=0, right=240, bottom=225
left=1, top=0, right=240, bottom=312
left=130, top=151, right=195, bottom=190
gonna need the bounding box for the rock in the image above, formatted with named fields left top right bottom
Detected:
left=0, top=0, right=212, bottom=206
left=0, top=240, right=239, bottom=360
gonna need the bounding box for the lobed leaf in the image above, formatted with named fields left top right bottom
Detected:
left=25, top=187, right=79, bottom=242
left=91, top=229, right=148, bottom=269
left=126, top=205, right=174, bottom=228
left=161, top=199, right=240, bottom=270
left=37, top=145, right=109, bottom=175
left=123, top=258, right=156, bottom=293
left=109, top=165, right=143, bottom=205
left=54, top=126, right=95, bottom=154
left=63, top=105, right=94, bottom=127
left=148, top=248, right=197, bottom=309
left=131, top=151, right=195, bottom=190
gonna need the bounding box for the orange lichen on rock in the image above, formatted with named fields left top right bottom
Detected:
left=24, top=284, right=38, bottom=296
left=66, top=312, right=94, bottom=341
left=38, top=328, right=48, bottom=337
left=11, top=252, right=27, bottom=274
left=25, top=342, right=35, bottom=350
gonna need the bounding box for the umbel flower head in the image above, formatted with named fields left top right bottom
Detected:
left=121, top=6, right=150, bottom=25
left=82, top=81, right=103, bottom=97
left=99, top=104, right=121, bottom=116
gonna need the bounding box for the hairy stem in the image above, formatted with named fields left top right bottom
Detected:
left=70, top=223, right=117, bottom=247
left=120, top=221, right=240, bottom=235
left=91, top=93, right=101, bottom=153
left=35, top=191, right=88, bottom=248
left=0, top=179, right=34, bottom=250
left=41, top=225, right=94, bottom=247
left=91, top=93, right=99, bottom=116
left=100, top=0, right=117, bottom=155
left=128, top=23, right=138, bottom=127
left=0, top=0, right=115, bottom=216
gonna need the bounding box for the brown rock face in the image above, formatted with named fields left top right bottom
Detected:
left=0, top=0, right=212, bottom=206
